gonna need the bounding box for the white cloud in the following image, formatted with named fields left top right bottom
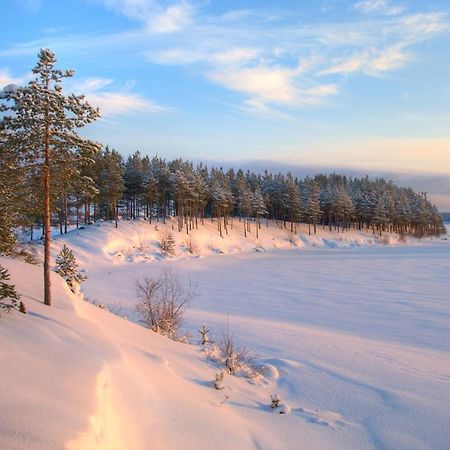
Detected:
left=208, top=64, right=337, bottom=109
left=207, top=65, right=298, bottom=105
left=370, top=43, right=411, bottom=72
left=354, top=0, right=405, bottom=16
left=149, top=3, right=193, bottom=33
left=98, top=0, right=193, bottom=33
left=151, top=47, right=261, bottom=66
left=87, top=92, right=166, bottom=115
left=73, top=77, right=167, bottom=116
left=0, top=68, right=20, bottom=88
left=75, top=77, right=114, bottom=92
left=320, top=43, right=411, bottom=76
left=398, top=13, right=449, bottom=39
left=3, top=1, right=447, bottom=118
left=16, top=0, right=42, bottom=13
left=212, top=48, right=261, bottom=65
left=0, top=68, right=32, bottom=88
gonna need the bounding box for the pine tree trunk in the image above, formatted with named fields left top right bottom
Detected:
left=76, top=198, right=79, bottom=229
left=64, top=194, right=68, bottom=234
left=43, top=86, right=52, bottom=306
left=114, top=199, right=118, bottom=228
left=59, top=199, right=63, bottom=235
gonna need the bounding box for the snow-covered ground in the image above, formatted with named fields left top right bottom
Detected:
left=1, top=220, right=449, bottom=449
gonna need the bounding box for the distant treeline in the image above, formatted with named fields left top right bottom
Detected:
left=441, top=212, right=450, bottom=223
left=2, top=146, right=445, bottom=247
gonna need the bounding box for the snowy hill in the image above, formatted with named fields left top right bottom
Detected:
left=0, top=257, right=298, bottom=450
left=1, top=221, right=449, bottom=449
left=46, top=217, right=402, bottom=266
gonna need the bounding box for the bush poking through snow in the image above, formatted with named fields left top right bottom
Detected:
left=136, top=268, right=198, bottom=338
left=0, top=264, right=22, bottom=316
left=270, top=393, right=291, bottom=414
left=287, top=231, right=298, bottom=246
left=55, top=245, right=86, bottom=292
left=184, top=236, right=199, bottom=255
left=214, top=372, right=225, bottom=390
left=159, top=231, right=176, bottom=256
left=271, top=393, right=281, bottom=409
left=13, top=247, right=39, bottom=265
left=219, top=321, right=251, bottom=374
left=199, top=323, right=210, bottom=344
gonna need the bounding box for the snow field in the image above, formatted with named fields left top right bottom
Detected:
left=1, top=220, right=449, bottom=449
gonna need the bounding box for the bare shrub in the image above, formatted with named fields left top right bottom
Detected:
left=219, top=321, right=250, bottom=374
left=255, top=240, right=265, bottom=252
left=199, top=323, right=210, bottom=344
left=271, top=393, right=280, bottom=408
left=159, top=231, right=176, bottom=256
left=136, top=268, right=197, bottom=337
left=287, top=231, right=298, bottom=246
left=13, top=247, right=39, bottom=265
left=184, top=236, right=199, bottom=254
left=214, top=371, right=225, bottom=390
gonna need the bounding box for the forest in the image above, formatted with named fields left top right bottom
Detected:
left=0, top=49, right=445, bottom=260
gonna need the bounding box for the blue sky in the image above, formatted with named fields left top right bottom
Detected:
left=1, top=0, right=450, bottom=208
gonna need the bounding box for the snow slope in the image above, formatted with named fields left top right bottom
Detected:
left=1, top=221, right=449, bottom=449
left=42, top=217, right=406, bottom=268
left=1, top=257, right=307, bottom=450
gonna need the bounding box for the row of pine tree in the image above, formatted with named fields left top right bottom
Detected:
left=2, top=145, right=445, bottom=243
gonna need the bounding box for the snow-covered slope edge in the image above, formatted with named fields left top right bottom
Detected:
left=0, top=256, right=349, bottom=450
left=46, top=218, right=407, bottom=270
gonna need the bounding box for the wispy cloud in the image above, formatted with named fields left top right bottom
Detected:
left=353, top=0, right=405, bottom=16
left=319, top=12, right=447, bottom=76
left=320, top=43, right=411, bottom=76
left=208, top=64, right=337, bottom=108
left=15, top=0, right=42, bottom=13
left=2, top=1, right=448, bottom=117
left=88, top=91, right=166, bottom=116
left=0, top=68, right=33, bottom=88
left=97, top=0, right=193, bottom=33
left=149, top=3, right=193, bottom=33
left=72, top=77, right=168, bottom=116
left=0, top=68, right=21, bottom=88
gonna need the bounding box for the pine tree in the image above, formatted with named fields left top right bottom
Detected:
left=0, top=130, right=22, bottom=254
left=303, top=178, right=321, bottom=235
left=94, top=147, right=124, bottom=227
left=284, top=174, right=302, bottom=232
left=0, top=49, right=100, bottom=306
left=252, top=186, right=268, bottom=239
left=55, top=245, right=86, bottom=291
left=159, top=231, right=176, bottom=256
left=0, top=265, right=21, bottom=315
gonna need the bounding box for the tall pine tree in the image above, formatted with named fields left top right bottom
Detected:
left=0, top=49, right=100, bottom=306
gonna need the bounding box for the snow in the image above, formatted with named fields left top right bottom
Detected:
left=1, top=220, right=449, bottom=449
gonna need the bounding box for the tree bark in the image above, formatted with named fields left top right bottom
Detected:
left=43, top=80, right=52, bottom=306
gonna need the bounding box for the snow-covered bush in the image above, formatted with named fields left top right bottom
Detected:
left=159, top=231, right=176, bottom=256
left=270, top=393, right=291, bottom=414
left=13, top=247, right=39, bottom=265
left=199, top=323, right=210, bottom=344
left=218, top=323, right=250, bottom=374
left=0, top=264, right=21, bottom=316
left=255, top=240, right=265, bottom=252
left=270, top=393, right=280, bottom=408
left=136, top=267, right=197, bottom=337
left=55, top=245, right=86, bottom=292
left=287, top=231, right=298, bottom=246
left=214, top=372, right=225, bottom=390
left=184, top=236, right=198, bottom=255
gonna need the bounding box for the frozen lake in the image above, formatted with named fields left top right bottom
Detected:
left=81, top=229, right=450, bottom=450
